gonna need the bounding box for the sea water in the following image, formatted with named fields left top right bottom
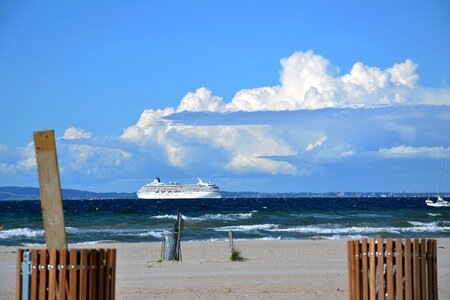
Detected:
left=0, top=197, right=449, bottom=246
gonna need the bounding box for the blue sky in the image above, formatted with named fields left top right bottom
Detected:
left=1, top=1, right=450, bottom=193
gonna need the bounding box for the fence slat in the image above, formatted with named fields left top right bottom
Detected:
left=89, top=249, right=97, bottom=299
left=420, top=239, right=427, bottom=300
left=16, top=249, right=23, bottom=300
left=426, top=240, right=433, bottom=300
left=69, top=249, right=78, bottom=300
left=386, top=238, right=394, bottom=300
left=79, top=249, right=88, bottom=299
left=432, top=240, right=438, bottom=299
left=404, top=239, right=412, bottom=300
left=105, top=250, right=111, bottom=300
left=369, top=238, right=376, bottom=300
left=354, top=240, right=361, bottom=299
left=361, top=238, right=369, bottom=300
left=31, top=250, right=38, bottom=300
left=376, top=238, right=384, bottom=300
left=39, top=250, right=47, bottom=299
left=413, top=239, right=420, bottom=300
left=395, top=238, right=403, bottom=300
left=48, top=249, right=57, bottom=300
left=98, top=249, right=105, bottom=300
left=110, top=249, right=117, bottom=300
left=59, top=249, right=67, bottom=300
left=105, top=249, right=114, bottom=300
left=347, top=241, right=356, bottom=300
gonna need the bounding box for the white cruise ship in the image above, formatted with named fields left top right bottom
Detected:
left=136, top=178, right=221, bottom=199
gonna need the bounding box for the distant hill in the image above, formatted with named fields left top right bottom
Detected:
left=0, top=186, right=136, bottom=200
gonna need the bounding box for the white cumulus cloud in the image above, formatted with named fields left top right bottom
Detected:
left=63, top=127, right=92, bottom=140
left=177, top=88, right=225, bottom=112
left=171, top=50, right=449, bottom=113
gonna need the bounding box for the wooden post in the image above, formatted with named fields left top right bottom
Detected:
left=34, top=130, right=67, bottom=249
left=175, top=213, right=183, bottom=261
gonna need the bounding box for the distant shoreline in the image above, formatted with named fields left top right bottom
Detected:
left=0, top=186, right=447, bottom=201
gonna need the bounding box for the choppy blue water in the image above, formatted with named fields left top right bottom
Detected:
left=0, top=197, right=449, bottom=246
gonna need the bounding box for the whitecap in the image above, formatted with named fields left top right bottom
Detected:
left=151, top=214, right=178, bottom=220
left=213, top=224, right=279, bottom=232
left=0, top=228, right=44, bottom=239
left=266, top=226, right=401, bottom=235
left=185, top=213, right=253, bottom=222
left=427, top=213, right=441, bottom=217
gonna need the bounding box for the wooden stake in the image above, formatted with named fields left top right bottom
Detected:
left=228, top=230, right=234, bottom=254
left=34, top=130, right=67, bottom=249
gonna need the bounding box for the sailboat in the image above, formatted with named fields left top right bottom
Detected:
left=425, top=161, right=450, bottom=207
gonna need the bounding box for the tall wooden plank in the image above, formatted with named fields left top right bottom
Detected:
left=39, top=250, right=47, bottom=300
left=69, top=249, right=78, bottom=300
left=30, top=250, right=38, bottom=300
left=48, top=249, right=57, bottom=300
left=404, top=239, right=412, bottom=300
left=89, top=249, right=97, bottom=300
left=386, top=238, right=394, bottom=300
left=59, top=249, right=68, bottom=300
left=369, top=239, right=376, bottom=300
left=16, top=249, right=23, bottom=300
left=34, top=130, right=67, bottom=249
left=347, top=241, right=356, bottom=300
left=413, top=239, right=420, bottom=300
left=79, top=249, right=88, bottom=300
left=395, top=238, right=403, bottom=300
left=98, top=249, right=105, bottom=300
left=377, top=238, right=384, bottom=300
left=420, top=239, right=427, bottom=300
left=361, top=238, right=369, bottom=300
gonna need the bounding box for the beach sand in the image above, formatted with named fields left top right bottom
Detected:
left=1, top=239, right=449, bottom=299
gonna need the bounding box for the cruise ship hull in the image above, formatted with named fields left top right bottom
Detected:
left=136, top=178, right=221, bottom=200
left=137, top=191, right=221, bottom=199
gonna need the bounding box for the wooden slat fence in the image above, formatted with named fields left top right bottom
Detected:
left=16, top=248, right=116, bottom=300
left=347, top=238, right=438, bottom=300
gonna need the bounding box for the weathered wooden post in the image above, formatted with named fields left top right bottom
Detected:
left=33, top=130, right=67, bottom=249
left=162, top=212, right=184, bottom=261
left=228, top=230, right=234, bottom=255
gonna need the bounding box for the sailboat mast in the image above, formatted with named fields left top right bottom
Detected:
left=438, top=161, right=444, bottom=197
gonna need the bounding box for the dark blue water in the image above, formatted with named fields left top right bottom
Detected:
left=0, top=197, right=449, bottom=246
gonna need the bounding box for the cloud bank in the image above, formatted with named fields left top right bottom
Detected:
left=1, top=50, right=450, bottom=192
left=175, top=50, right=450, bottom=112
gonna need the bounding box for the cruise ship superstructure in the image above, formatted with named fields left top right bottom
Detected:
left=136, top=178, right=221, bottom=199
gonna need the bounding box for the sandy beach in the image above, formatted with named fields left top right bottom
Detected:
left=1, top=239, right=449, bottom=299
